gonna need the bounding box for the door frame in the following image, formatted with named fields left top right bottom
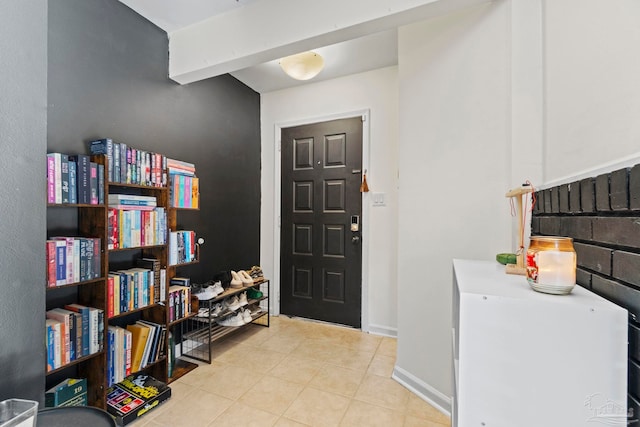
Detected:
left=272, top=109, right=371, bottom=331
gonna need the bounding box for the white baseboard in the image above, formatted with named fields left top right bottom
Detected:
left=392, top=365, right=451, bottom=416
left=367, top=323, right=397, bottom=337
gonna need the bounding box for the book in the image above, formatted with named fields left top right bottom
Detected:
left=68, top=160, right=77, bottom=204
left=134, top=322, right=153, bottom=369
left=45, top=378, right=87, bottom=408
left=90, top=162, right=98, bottom=205
left=98, top=163, right=105, bottom=205
left=46, top=308, right=74, bottom=364
left=47, top=154, right=56, bottom=203
left=69, top=154, right=90, bottom=204
left=88, top=139, right=114, bottom=182
left=126, top=323, right=151, bottom=373
left=64, top=304, right=90, bottom=357
left=46, top=318, right=61, bottom=371
left=136, top=258, right=160, bottom=303
left=106, top=374, right=171, bottom=426
left=60, top=154, right=69, bottom=203
left=48, top=153, right=63, bottom=204
left=46, top=240, right=56, bottom=288
left=54, top=239, right=66, bottom=286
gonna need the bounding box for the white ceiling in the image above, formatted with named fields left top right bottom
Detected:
left=119, top=0, right=398, bottom=93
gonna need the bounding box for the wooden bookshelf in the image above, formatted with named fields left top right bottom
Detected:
left=45, top=150, right=201, bottom=410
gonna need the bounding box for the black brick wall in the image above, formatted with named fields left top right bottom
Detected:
left=532, top=165, right=640, bottom=410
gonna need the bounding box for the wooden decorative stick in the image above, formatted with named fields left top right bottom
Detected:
left=505, top=185, right=534, bottom=275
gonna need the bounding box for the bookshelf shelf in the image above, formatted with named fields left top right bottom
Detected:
left=47, top=203, right=107, bottom=208
left=108, top=182, right=167, bottom=191
left=107, top=303, right=161, bottom=320
left=168, top=259, right=200, bottom=268
left=46, top=148, right=202, bottom=413
left=108, top=244, right=165, bottom=252
left=46, top=277, right=106, bottom=291
left=47, top=350, right=104, bottom=376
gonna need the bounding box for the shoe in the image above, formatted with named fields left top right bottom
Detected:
left=249, top=265, right=264, bottom=280
left=230, top=271, right=243, bottom=288
left=211, top=281, right=224, bottom=296
left=238, top=270, right=254, bottom=287
left=238, top=292, right=248, bottom=307
left=246, top=288, right=263, bottom=300
left=249, top=305, right=264, bottom=316
left=223, top=296, right=241, bottom=311
left=217, top=313, right=245, bottom=327
left=241, top=308, right=252, bottom=323
left=211, top=303, right=223, bottom=318
left=196, top=307, right=209, bottom=318
left=194, top=286, right=217, bottom=300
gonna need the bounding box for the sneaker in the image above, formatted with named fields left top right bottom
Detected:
left=196, top=307, right=209, bottom=318
left=217, top=313, right=245, bottom=327
left=230, top=271, right=243, bottom=288
left=210, top=303, right=223, bottom=318
left=249, top=305, right=264, bottom=316
left=246, top=288, right=263, bottom=300
left=223, top=296, right=241, bottom=311
left=249, top=265, right=264, bottom=280
left=241, top=308, right=252, bottom=324
left=211, top=281, right=224, bottom=296
left=195, top=286, right=218, bottom=300
left=238, top=292, right=248, bottom=307
left=238, top=270, right=254, bottom=287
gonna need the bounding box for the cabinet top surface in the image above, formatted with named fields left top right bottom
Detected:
left=453, top=259, right=625, bottom=311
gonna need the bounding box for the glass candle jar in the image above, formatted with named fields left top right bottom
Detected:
left=526, top=236, right=576, bottom=287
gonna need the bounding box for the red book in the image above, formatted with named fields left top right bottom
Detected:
left=46, top=240, right=57, bottom=287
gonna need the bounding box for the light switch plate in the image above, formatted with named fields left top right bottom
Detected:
left=372, top=192, right=386, bottom=206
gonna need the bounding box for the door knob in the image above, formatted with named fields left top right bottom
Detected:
left=351, top=235, right=360, bottom=244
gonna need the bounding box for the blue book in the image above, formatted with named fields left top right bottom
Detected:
left=68, top=155, right=90, bottom=204
left=107, top=328, right=115, bottom=387
left=55, top=240, right=66, bottom=286
left=98, top=164, right=105, bottom=205
left=60, top=154, right=69, bottom=203
left=46, top=320, right=56, bottom=371
left=88, top=138, right=114, bottom=183
left=68, top=160, right=77, bottom=204
left=65, top=304, right=90, bottom=358
left=113, top=142, right=121, bottom=184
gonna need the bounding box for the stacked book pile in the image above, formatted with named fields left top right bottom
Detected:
left=167, top=158, right=199, bottom=208
left=46, top=305, right=104, bottom=371
left=89, top=138, right=167, bottom=187
left=106, top=374, right=171, bottom=426
left=47, top=153, right=104, bottom=205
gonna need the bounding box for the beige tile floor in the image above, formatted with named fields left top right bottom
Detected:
left=130, top=316, right=451, bottom=427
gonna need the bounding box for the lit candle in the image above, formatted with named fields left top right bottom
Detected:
left=536, top=250, right=576, bottom=286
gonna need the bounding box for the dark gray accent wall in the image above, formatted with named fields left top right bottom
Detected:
left=0, top=1, right=48, bottom=401
left=48, top=0, right=261, bottom=283
left=532, top=164, right=640, bottom=419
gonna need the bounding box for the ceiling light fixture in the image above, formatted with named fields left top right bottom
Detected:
left=279, top=51, right=324, bottom=80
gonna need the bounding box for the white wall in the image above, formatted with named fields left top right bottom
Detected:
left=395, top=1, right=513, bottom=410
left=544, top=0, right=640, bottom=183
left=260, top=66, right=400, bottom=334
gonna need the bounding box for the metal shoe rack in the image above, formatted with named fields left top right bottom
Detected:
left=178, top=279, right=270, bottom=363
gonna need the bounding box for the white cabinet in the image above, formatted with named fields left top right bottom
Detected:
left=452, top=259, right=627, bottom=427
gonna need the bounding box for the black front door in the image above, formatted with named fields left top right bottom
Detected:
left=280, top=117, right=363, bottom=328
